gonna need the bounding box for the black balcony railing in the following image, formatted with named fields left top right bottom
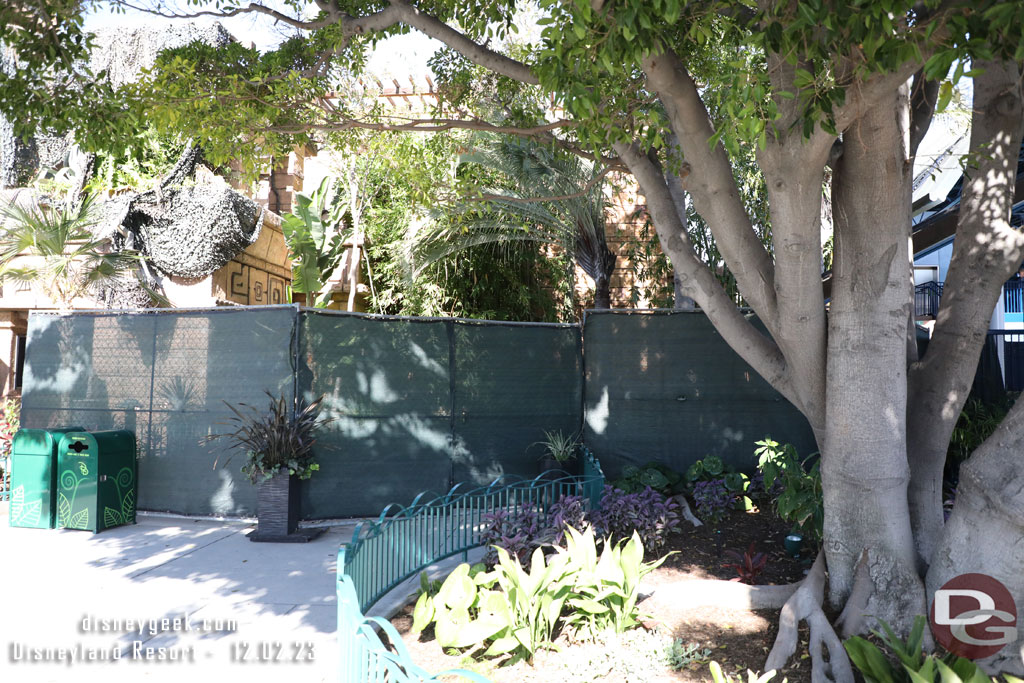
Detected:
left=915, top=281, right=944, bottom=318
left=1004, top=278, right=1024, bottom=315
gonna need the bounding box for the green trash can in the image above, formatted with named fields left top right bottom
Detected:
left=56, top=431, right=137, bottom=533
left=8, top=428, right=83, bottom=529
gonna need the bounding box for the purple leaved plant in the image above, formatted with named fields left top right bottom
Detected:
left=480, top=504, right=542, bottom=566
left=693, top=478, right=734, bottom=524
left=589, top=485, right=681, bottom=552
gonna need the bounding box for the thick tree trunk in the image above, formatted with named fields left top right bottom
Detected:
left=906, top=61, right=1024, bottom=567
left=927, top=397, right=1024, bottom=675
left=823, top=86, right=925, bottom=626
left=759, top=145, right=830, bottom=436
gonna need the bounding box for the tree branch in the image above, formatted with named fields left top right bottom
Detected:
left=908, top=70, right=939, bottom=157
left=112, top=0, right=350, bottom=30
left=389, top=0, right=538, bottom=85
left=833, top=46, right=939, bottom=134
left=113, top=0, right=538, bottom=89
left=640, top=47, right=780, bottom=335
left=756, top=52, right=833, bottom=435
left=906, top=59, right=1024, bottom=567
left=264, top=117, right=575, bottom=138
left=613, top=140, right=803, bottom=411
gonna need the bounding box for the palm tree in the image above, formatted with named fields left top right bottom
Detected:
left=407, top=137, right=617, bottom=309
left=0, top=194, right=155, bottom=309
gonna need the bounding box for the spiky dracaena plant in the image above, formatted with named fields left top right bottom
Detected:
left=0, top=194, right=161, bottom=309
left=207, top=392, right=331, bottom=483
left=407, top=136, right=617, bottom=308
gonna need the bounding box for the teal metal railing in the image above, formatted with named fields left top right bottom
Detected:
left=336, top=448, right=605, bottom=683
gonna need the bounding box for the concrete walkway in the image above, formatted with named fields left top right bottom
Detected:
left=0, top=506, right=359, bottom=683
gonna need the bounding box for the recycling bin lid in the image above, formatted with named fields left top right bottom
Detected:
left=58, top=430, right=136, bottom=453
left=12, top=428, right=83, bottom=455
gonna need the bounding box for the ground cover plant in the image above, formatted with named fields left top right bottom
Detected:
left=390, top=493, right=815, bottom=682
left=409, top=527, right=665, bottom=665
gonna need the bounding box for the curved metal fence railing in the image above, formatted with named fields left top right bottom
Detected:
left=336, top=448, right=605, bottom=683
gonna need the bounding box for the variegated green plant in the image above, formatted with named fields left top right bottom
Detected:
left=557, top=526, right=669, bottom=640
left=411, top=546, right=576, bottom=663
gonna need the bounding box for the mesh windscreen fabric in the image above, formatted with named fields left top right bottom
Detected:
left=299, top=313, right=453, bottom=517
left=451, top=321, right=582, bottom=487
left=23, top=307, right=811, bottom=518
left=582, top=310, right=816, bottom=478
left=22, top=307, right=296, bottom=515
left=298, top=312, right=583, bottom=517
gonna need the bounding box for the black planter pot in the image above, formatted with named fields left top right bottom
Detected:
left=248, top=471, right=324, bottom=543
left=538, top=456, right=580, bottom=477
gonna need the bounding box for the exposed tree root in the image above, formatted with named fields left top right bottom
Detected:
left=671, top=494, right=703, bottom=527
left=655, top=552, right=860, bottom=682
left=764, top=553, right=855, bottom=683
left=834, top=550, right=871, bottom=639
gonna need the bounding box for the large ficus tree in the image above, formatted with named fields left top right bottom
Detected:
left=7, top=0, right=1024, bottom=678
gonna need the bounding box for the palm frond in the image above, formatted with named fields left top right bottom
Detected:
left=0, top=193, right=163, bottom=307
left=407, top=136, right=614, bottom=289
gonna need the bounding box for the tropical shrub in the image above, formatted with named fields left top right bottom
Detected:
left=612, top=461, right=684, bottom=496
left=686, top=454, right=727, bottom=488
left=352, top=132, right=570, bottom=322
left=480, top=487, right=680, bottom=566
left=590, top=485, right=681, bottom=552
left=411, top=548, right=574, bottom=663
left=722, top=543, right=768, bottom=584
left=666, top=640, right=713, bottom=671
left=0, top=194, right=158, bottom=308
left=206, top=391, right=331, bottom=482
left=0, top=397, right=20, bottom=458
left=411, top=527, right=668, bottom=663
left=479, top=503, right=543, bottom=566
left=280, top=177, right=349, bottom=308
left=754, top=438, right=824, bottom=540
left=842, top=616, right=1023, bottom=683
left=534, top=429, right=580, bottom=466
left=547, top=494, right=587, bottom=546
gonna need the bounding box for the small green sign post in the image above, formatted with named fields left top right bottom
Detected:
left=8, top=428, right=83, bottom=529
left=56, top=431, right=137, bottom=533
